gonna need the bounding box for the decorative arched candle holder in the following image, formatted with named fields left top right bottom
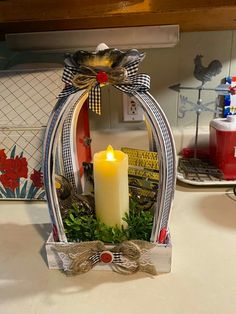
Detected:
left=44, top=46, right=176, bottom=275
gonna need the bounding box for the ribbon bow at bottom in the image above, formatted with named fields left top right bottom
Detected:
left=53, top=240, right=157, bottom=276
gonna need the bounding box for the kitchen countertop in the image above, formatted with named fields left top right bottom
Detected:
left=1, top=182, right=236, bottom=314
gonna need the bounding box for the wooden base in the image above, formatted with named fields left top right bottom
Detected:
left=45, top=233, right=172, bottom=274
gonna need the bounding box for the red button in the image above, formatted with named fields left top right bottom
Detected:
left=96, top=71, right=108, bottom=84
left=100, top=251, right=114, bottom=263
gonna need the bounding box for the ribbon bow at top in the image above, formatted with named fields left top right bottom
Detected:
left=58, top=48, right=150, bottom=115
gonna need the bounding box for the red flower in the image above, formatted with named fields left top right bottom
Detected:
left=14, top=157, right=28, bottom=178
left=96, top=71, right=108, bottom=84
left=3, top=157, right=28, bottom=178
left=30, top=169, right=43, bottom=188
left=0, top=149, right=7, bottom=171
left=0, top=172, right=19, bottom=191
left=0, top=150, right=28, bottom=191
left=0, top=149, right=6, bottom=161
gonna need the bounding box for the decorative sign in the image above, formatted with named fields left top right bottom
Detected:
left=121, top=147, right=158, bottom=160
left=128, top=167, right=159, bottom=182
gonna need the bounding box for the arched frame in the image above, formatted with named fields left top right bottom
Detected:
left=43, top=88, right=176, bottom=243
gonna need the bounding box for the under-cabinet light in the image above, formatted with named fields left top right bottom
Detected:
left=6, top=25, right=179, bottom=51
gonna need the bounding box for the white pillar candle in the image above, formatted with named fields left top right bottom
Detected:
left=94, top=145, right=129, bottom=227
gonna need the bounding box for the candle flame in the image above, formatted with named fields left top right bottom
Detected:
left=106, top=145, right=116, bottom=161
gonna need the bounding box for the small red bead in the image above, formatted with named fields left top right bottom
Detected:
left=100, top=251, right=114, bottom=263
left=96, top=71, right=108, bottom=84
left=158, top=228, right=167, bottom=244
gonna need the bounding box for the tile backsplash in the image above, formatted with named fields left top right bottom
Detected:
left=0, top=68, right=63, bottom=199
left=1, top=29, right=235, bottom=198
left=1, top=29, right=236, bottom=131
left=0, top=69, right=63, bottom=127
left=102, top=30, right=234, bottom=130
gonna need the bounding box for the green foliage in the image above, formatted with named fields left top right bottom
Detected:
left=123, top=209, right=153, bottom=241
left=64, top=198, right=154, bottom=243
left=64, top=204, right=97, bottom=242
left=94, top=222, right=127, bottom=243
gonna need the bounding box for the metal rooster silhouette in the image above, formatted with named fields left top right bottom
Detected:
left=169, top=54, right=223, bottom=159
left=193, top=55, right=222, bottom=87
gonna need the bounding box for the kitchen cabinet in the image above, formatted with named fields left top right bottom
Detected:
left=0, top=0, right=236, bottom=39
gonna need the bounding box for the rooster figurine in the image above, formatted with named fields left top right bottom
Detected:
left=55, top=174, right=95, bottom=219
left=193, top=55, right=222, bottom=87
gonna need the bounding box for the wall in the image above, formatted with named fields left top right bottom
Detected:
left=1, top=30, right=236, bottom=143
left=92, top=30, right=236, bottom=132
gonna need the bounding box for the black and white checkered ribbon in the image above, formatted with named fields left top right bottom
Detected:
left=58, top=58, right=150, bottom=115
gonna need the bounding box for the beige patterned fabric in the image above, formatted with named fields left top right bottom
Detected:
left=53, top=240, right=157, bottom=276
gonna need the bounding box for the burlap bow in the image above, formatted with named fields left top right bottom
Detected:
left=58, top=57, right=150, bottom=115
left=53, top=240, right=157, bottom=276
